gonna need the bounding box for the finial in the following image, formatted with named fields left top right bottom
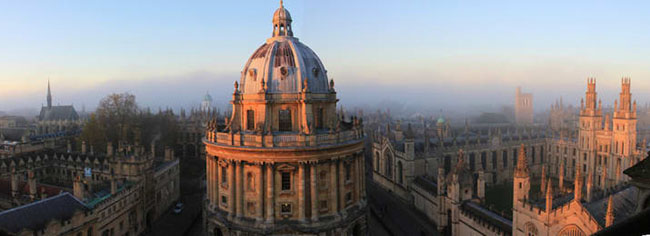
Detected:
left=280, top=0, right=283, bottom=7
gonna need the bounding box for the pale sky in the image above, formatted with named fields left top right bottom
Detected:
left=1, top=1, right=649, bottom=114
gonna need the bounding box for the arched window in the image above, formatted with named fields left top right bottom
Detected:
left=558, top=225, right=586, bottom=236
left=524, top=222, right=538, bottom=236
left=384, top=150, right=393, bottom=179
left=374, top=152, right=380, bottom=171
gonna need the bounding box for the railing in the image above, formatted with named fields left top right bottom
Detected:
left=206, top=129, right=363, bottom=148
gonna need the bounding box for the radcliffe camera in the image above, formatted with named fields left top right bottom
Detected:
left=1, top=1, right=650, bottom=236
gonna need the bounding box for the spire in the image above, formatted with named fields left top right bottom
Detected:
left=546, top=179, right=553, bottom=213
left=514, top=144, right=529, bottom=178
left=559, top=161, right=565, bottom=191
left=47, top=79, right=52, bottom=108
left=605, top=195, right=615, bottom=227
left=574, top=165, right=583, bottom=201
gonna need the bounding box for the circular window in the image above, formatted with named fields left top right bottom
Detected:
left=280, top=67, right=288, bottom=76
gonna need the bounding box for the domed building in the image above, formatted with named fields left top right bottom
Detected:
left=204, top=2, right=367, bottom=235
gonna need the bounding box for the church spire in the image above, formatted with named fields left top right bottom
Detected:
left=574, top=165, right=583, bottom=201
left=47, top=79, right=52, bottom=108
left=545, top=178, right=553, bottom=213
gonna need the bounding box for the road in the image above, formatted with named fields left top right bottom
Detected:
left=368, top=181, right=440, bottom=236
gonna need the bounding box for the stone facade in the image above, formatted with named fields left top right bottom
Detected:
left=203, top=2, right=366, bottom=235
left=0, top=142, right=180, bottom=236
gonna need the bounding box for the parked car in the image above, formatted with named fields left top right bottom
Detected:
left=173, top=202, right=184, bottom=214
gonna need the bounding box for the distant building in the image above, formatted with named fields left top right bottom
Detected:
left=35, top=81, right=82, bottom=137
left=515, top=87, right=534, bottom=125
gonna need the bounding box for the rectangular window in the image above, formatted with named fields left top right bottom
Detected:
left=281, top=203, right=292, bottom=214
left=320, top=171, right=328, bottom=189
left=221, top=196, right=227, bottom=205
left=247, top=110, right=255, bottom=130
left=221, top=166, right=227, bottom=184
left=279, top=109, right=292, bottom=131
left=320, top=200, right=328, bottom=211
left=316, top=108, right=324, bottom=129
left=281, top=172, right=291, bottom=190
left=345, top=163, right=351, bottom=182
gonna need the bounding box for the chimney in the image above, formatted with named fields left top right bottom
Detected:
left=107, top=142, right=113, bottom=157
left=110, top=175, right=117, bottom=195
left=40, top=187, right=47, bottom=200
left=477, top=169, right=485, bottom=200
left=164, top=147, right=174, bottom=161
left=28, top=170, right=37, bottom=201
left=81, top=141, right=87, bottom=154
left=73, top=176, right=84, bottom=200
left=605, top=195, right=615, bottom=227
left=10, top=169, right=18, bottom=198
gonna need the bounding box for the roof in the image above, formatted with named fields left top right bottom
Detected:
left=38, top=105, right=79, bottom=121
left=593, top=206, right=650, bottom=236
left=412, top=176, right=438, bottom=196
left=623, top=153, right=650, bottom=181
left=0, top=192, right=87, bottom=234
left=584, top=186, right=638, bottom=227
left=461, top=201, right=512, bottom=234
left=239, top=3, right=329, bottom=96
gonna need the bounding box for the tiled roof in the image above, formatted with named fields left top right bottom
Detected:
left=0, top=192, right=87, bottom=234
left=584, top=186, right=638, bottom=227
left=38, top=105, right=79, bottom=121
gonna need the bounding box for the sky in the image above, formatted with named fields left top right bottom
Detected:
left=1, top=0, right=649, bottom=115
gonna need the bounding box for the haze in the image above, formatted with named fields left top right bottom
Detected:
left=1, top=0, right=650, bottom=115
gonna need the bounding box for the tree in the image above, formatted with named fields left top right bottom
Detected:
left=79, top=92, right=180, bottom=155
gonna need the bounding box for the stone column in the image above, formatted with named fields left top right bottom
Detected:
left=229, top=161, right=236, bottom=217
left=214, top=157, right=219, bottom=209
left=298, top=163, right=306, bottom=221
left=338, top=160, right=346, bottom=210
left=236, top=162, right=244, bottom=218
left=310, top=163, right=319, bottom=221
left=256, top=164, right=264, bottom=220
left=360, top=154, right=366, bottom=200
left=266, top=164, right=275, bottom=223
left=207, top=157, right=213, bottom=206
left=354, top=155, right=360, bottom=202
left=330, top=160, right=339, bottom=214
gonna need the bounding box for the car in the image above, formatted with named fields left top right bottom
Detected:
left=173, top=202, right=184, bottom=214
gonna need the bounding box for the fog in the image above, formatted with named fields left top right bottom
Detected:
left=3, top=69, right=648, bottom=119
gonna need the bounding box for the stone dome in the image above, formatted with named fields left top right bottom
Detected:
left=239, top=2, right=330, bottom=95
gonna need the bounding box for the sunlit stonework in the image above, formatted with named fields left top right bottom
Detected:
left=203, top=2, right=367, bottom=235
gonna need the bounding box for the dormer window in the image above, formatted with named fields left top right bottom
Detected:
left=312, top=67, right=319, bottom=77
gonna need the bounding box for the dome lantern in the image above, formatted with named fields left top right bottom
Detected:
left=272, top=0, right=293, bottom=37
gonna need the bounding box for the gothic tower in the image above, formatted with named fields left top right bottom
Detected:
left=513, top=144, right=530, bottom=206
left=578, top=78, right=602, bottom=176
left=612, top=78, right=637, bottom=172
